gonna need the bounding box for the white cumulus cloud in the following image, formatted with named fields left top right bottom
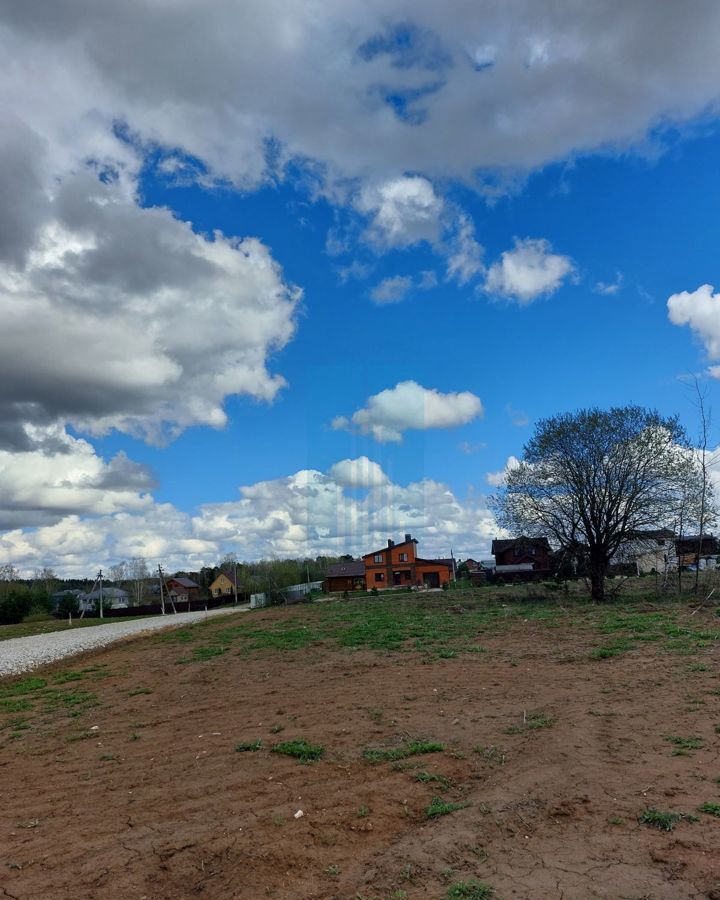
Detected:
left=484, top=238, right=574, bottom=304
left=332, top=380, right=484, bottom=443
left=0, top=426, right=155, bottom=530
left=356, top=176, right=445, bottom=249
left=328, top=457, right=389, bottom=489
left=370, top=275, right=414, bottom=305
left=486, top=455, right=521, bottom=487
left=667, top=283, right=720, bottom=369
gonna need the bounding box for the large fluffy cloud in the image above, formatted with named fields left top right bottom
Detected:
left=667, top=284, right=720, bottom=375
left=484, top=237, right=574, bottom=304
left=0, top=426, right=155, bottom=530
left=0, top=136, right=299, bottom=448
left=0, top=458, right=497, bottom=576
left=4, top=3, right=720, bottom=188
left=332, top=380, right=484, bottom=443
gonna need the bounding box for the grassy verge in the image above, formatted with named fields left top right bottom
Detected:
left=0, top=616, right=146, bottom=641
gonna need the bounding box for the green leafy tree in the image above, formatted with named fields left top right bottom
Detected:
left=493, top=406, right=698, bottom=602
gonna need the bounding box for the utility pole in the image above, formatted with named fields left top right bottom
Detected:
left=158, top=565, right=165, bottom=615
left=233, top=562, right=238, bottom=607
left=98, top=569, right=104, bottom=619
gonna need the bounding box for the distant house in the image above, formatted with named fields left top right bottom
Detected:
left=165, top=576, right=201, bottom=601
left=675, top=535, right=720, bottom=569
left=209, top=569, right=241, bottom=599
left=324, top=561, right=366, bottom=593
left=491, top=537, right=551, bottom=573
left=362, top=534, right=454, bottom=589
left=77, top=587, right=129, bottom=612
left=613, top=528, right=676, bottom=574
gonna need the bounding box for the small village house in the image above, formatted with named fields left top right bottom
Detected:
left=613, top=528, right=677, bottom=574
left=165, top=576, right=201, bottom=601
left=491, top=537, right=552, bottom=573
left=323, top=561, right=367, bottom=593
left=209, top=568, right=241, bottom=599
left=362, top=534, right=454, bottom=589
left=675, top=535, right=720, bottom=569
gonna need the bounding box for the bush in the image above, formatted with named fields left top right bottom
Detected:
left=57, top=594, right=81, bottom=617
left=0, top=588, right=33, bottom=625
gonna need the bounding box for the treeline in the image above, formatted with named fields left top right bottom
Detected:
left=0, top=556, right=349, bottom=625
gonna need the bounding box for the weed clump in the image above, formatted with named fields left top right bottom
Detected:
left=698, top=802, right=720, bottom=817
left=639, top=807, right=697, bottom=831
left=447, top=882, right=494, bottom=900
left=362, top=739, right=444, bottom=763
left=425, top=796, right=470, bottom=819
left=235, top=740, right=263, bottom=752
left=271, top=738, right=325, bottom=763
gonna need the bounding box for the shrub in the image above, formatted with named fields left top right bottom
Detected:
left=0, top=588, right=33, bottom=625
left=57, top=594, right=81, bottom=617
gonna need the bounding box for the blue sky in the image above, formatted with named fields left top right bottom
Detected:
left=1, top=2, right=719, bottom=575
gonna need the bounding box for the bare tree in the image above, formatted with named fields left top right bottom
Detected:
left=0, top=564, right=19, bottom=582
left=128, top=557, right=150, bottom=606
left=494, top=406, right=699, bottom=602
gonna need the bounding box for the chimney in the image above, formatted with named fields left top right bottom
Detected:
left=388, top=539, right=394, bottom=548
left=405, top=533, right=411, bottom=542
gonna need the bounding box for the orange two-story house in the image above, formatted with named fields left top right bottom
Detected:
left=362, top=534, right=454, bottom=589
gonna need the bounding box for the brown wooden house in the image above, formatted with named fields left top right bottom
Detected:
left=675, top=535, right=719, bottom=567
left=323, top=561, right=366, bottom=593
left=491, top=537, right=551, bottom=571
left=363, top=534, right=453, bottom=589
left=166, top=576, right=201, bottom=601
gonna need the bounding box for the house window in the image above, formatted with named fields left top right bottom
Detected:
left=375, top=572, right=385, bottom=582
left=374, top=554, right=383, bottom=563
left=399, top=552, right=408, bottom=562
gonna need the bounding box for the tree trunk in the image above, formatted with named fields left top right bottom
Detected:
left=589, top=571, right=605, bottom=603
left=588, top=548, right=607, bottom=602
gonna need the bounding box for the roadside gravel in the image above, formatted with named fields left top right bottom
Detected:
left=0, top=605, right=250, bottom=678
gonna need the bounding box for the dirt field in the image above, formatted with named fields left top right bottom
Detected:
left=1, top=594, right=720, bottom=899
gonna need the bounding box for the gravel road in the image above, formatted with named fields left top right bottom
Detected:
left=0, top=606, right=250, bottom=678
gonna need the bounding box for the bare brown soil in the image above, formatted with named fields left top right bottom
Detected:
left=1, top=605, right=720, bottom=899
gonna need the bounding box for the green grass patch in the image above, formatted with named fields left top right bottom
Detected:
left=447, top=882, right=494, bottom=900
left=362, top=739, right=444, bottom=763
left=0, top=698, right=33, bottom=713
left=271, top=738, right=324, bottom=763
left=414, top=771, right=454, bottom=790
left=0, top=677, right=47, bottom=697
left=665, top=735, right=703, bottom=755
left=698, top=802, right=720, bottom=817
left=505, top=712, right=555, bottom=734
left=425, top=796, right=470, bottom=819
left=639, top=807, right=697, bottom=831
left=235, top=740, right=263, bottom=752
left=191, top=645, right=228, bottom=661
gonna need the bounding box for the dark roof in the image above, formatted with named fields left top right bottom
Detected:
left=168, top=576, right=200, bottom=589
left=491, top=537, right=551, bottom=553
left=326, top=561, right=365, bottom=578
left=363, top=537, right=418, bottom=559
left=415, top=557, right=453, bottom=569
left=625, top=528, right=675, bottom=541
left=675, top=535, right=719, bottom=555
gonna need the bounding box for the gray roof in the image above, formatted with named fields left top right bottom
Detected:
left=169, top=576, right=200, bottom=589
left=326, top=561, right=365, bottom=578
